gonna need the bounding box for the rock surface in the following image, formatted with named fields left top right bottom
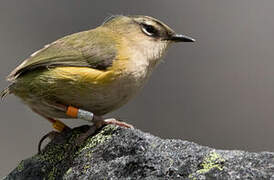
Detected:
left=3, top=125, right=274, bottom=180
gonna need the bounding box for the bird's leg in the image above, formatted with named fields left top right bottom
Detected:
left=65, top=106, right=133, bottom=128
left=36, top=103, right=134, bottom=149
left=65, top=106, right=133, bottom=145
left=48, top=117, right=71, bottom=132
left=32, top=108, right=71, bottom=153
left=38, top=117, right=71, bottom=153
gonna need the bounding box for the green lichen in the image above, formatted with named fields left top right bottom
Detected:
left=28, top=125, right=116, bottom=179
left=83, top=164, right=91, bottom=173
left=17, top=161, right=24, bottom=172
left=78, top=125, right=117, bottom=154
left=48, top=167, right=58, bottom=180
left=35, top=128, right=82, bottom=178
left=189, top=151, right=225, bottom=179
left=198, top=151, right=225, bottom=173
left=38, top=144, right=65, bottom=164
left=85, top=151, right=93, bottom=158
left=65, top=167, right=73, bottom=176
left=37, top=129, right=82, bottom=164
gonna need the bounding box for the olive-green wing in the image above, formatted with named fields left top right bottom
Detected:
left=7, top=29, right=117, bottom=81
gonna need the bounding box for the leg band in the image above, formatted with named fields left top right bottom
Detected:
left=66, top=106, right=94, bottom=121
left=66, top=106, right=78, bottom=118
left=52, top=120, right=66, bottom=132
left=78, top=109, right=94, bottom=121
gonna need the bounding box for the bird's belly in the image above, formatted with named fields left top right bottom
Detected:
left=70, top=77, right=142, bottom=115
left=13, top=67, right=148, bottom=118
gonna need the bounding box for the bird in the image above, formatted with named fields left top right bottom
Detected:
left=1, top=15, right=195, bottom=150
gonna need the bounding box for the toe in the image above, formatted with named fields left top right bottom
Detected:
left=38, top=131, right=60, bottom=154
left=103, top=118, right=134, bottom=128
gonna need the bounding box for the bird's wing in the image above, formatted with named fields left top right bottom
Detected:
left=7, top=29, right=117, bottom=81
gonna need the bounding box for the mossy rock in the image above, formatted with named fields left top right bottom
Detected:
left=4, top=125, right=274, bottom=179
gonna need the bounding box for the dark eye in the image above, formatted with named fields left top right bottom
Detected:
left=141, top=23, right=158, bottom=37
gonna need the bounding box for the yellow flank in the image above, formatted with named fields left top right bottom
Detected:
left=49, top=34, right=132, bottom=85
left=50, top=67, right=117, bottom=84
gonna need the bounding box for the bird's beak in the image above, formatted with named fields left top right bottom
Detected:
left=168, top=34, right=195, bottom=42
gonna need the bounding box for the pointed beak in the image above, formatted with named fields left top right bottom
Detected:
left=168, top=34, right=195, bottom=42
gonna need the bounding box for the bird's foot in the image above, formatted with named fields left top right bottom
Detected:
left=75, top=117, right=133, bottom=146
left=38, top=131, right=59, bottom=154
left=38, top=119, right=71, bottom=154
left=103, top=118, right=134, bottom=128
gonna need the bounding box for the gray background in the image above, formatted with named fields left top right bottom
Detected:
left=1, top=0, right=274, bottom=176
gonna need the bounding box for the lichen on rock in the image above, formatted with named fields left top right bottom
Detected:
left=4, top=125, right=274, bottom=180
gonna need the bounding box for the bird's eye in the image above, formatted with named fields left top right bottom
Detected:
left=141, top=23, right=158, bottom=37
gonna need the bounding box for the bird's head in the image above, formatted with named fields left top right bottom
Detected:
left=102, top=15, right=195, bottom=66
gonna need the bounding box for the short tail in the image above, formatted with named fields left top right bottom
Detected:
left=1, top=86, right=11, bottom=100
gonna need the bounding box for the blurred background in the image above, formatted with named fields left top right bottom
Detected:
left=1, top=0, right=274, bottom=176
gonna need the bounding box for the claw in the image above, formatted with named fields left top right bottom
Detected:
left=38, top=131, right=60, bottom=154
left=38, top=119, right=71, bottom=154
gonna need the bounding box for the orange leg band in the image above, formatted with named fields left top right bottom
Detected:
left=66, top=106, right=79, bottom=118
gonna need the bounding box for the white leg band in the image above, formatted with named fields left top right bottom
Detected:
left=77, top=109, right=94, bottom=121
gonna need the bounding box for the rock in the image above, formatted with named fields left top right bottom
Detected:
left=3, top=125, right=274, bottom=179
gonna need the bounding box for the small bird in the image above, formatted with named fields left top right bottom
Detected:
left=1, top=15, right=194, bottom=149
